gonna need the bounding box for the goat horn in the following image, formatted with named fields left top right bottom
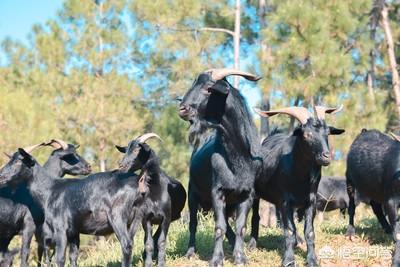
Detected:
left=313, top=104, right=343, bottom=120
left=22, top=143, right=46, bottom=154
left=136, top=133, right=162, bottom=144
left=45, top=139, right=69, bottom=150
left=206, top=68, right=261, bottom=82
left=254, top=106, right=312, bottom=125
left=390, top=132, right=400, bottom=142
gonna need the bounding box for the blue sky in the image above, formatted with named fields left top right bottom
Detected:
left=0, top=0, right=263, bottom=111
left=0, top=0, right=62, bottom=43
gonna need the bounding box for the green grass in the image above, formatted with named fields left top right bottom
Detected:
left=9, top=205, right=394, bottom=266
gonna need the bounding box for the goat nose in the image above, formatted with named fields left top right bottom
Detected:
left=322, top=151, right=331, bottom=159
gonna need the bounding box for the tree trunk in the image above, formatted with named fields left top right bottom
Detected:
left=99, top=138, right=106, bottom=172
left=368, top=2, right=379, bottom=100
left=233, top=0, right=241, bottom=88
left=380, top=1, right=400, bottom=118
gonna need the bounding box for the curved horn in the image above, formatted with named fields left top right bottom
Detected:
left=390, top=132, right=400, bottom=142
left=22, top=143, right=46, bottom=154
left=136, top=133, right=162, bottom=144
left=313, top=104, right=343, bottom=120
left=207, top=68, right=261, bottom=82
left=45, top=139, right=69, bottom=150
left=254, top=106, right=312, bottom=125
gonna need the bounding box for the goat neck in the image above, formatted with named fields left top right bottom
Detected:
left=217, top=88, right=261, bottom=160
left=140, top=150, right=161, bottom=184
left=292, top=134, right=319, bottom=181
left=43, top=155, right=64, bottom=177
left=29, top=163, right=56, bottom=208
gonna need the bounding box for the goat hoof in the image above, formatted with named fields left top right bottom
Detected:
left=209, top=256, right=224, bottom=267
left=185, top=247, right=196, bottom=259
left=234, top=251, right=248, bottom=265
left=307, top=258, right=319, bottom=267
left=282, top=259, right=296, bottom=267
left=392, top=259, right=400, bottom=267
left=345, top=226, right=355, bottom=239
left=247, top=238, right=257, bottom=250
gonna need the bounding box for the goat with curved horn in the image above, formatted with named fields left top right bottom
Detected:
left=45, top=139, right=69, bottom=150
left=254, top=106, right=313, bottom=125
left=313, top=104, right=343, bottom=120
left=22, top=143, right=46, bottom=154
left=136, top=133, right=162, bottom=144
left=207, top=68, right=261, bottom=82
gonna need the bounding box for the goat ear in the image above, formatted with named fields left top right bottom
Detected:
left=115, top=145, right=127, bottom=153
left=209, top=81, right=229, bottom=95
left=329, top=126, right=345, bottom=135
left=293, top=127, right=303, bottom=136
left=17, top=148, right=35, bottom=166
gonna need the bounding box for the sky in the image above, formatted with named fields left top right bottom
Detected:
left=0, top=0, right=62, bottom=43
left=0, top=0, right=262, bottom=111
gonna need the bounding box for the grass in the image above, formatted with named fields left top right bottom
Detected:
left=8, top=204, right=394, bottom=267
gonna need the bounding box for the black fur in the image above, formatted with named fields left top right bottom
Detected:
left=251, top=117, right=344, bottom=267
left=0, top=144, right=90, bottom=267
left=0, top=148, right=145, bottom=267
left=117, top=139, right=186, bottom=267
left=346, top=129, right=400, bottom=266
left=179, top=72, right=262, bottom=266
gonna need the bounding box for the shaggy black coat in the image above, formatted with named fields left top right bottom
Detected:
left=179, top=72, right=262, bottom=266
left=0, top=149, right=145, bottom=267
left=346, top=129, right=400, bottom=266
left=0, top=145, right=90, bottom=267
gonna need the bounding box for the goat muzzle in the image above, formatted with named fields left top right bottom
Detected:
left=178, top=105, right=193, bottom=120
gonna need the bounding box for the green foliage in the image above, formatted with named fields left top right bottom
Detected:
left=0, top=0, right=400, bottom=182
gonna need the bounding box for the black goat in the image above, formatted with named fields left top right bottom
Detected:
left=0, top=249, right=18, bottom=267
left=316, top=176, right=349, bottom=214
left=0, top=139, right=91, bottom=267
left=179, top=68, right=262, bottom=266
left=117, top=133, right=186, bottom=267
left=252, top=106, right=344, bottom=267
left=0, top=143, right=147, bottom=267
left=346, top=129, right=400, bottom=266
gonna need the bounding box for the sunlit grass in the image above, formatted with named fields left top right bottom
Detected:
left=9, top=205, right=394, bottom=267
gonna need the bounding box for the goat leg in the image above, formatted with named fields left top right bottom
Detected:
left=281, top=199, right=296, bottom=267
left=107, top=212, right=133, bottom=267
left=68, top=235, right=79, bottom=267
left=370, top=200, right=392, bottom=234
left=210, top=187, right=226, bottom=267
left=248, top=197, right=260, bottom=250
left=385, top=198, right=400, bottom=267
left=345, top=177, right=356, bottom=240
left=233, top=193, right=253, bottom=265
left=156, top=216, right=170, bottom=267
left=225, top=217, right=235, bottom=249
left=21, top=215, right=35, bottom=267
left=303, top=193, right=318, bottom=267
left=54, top=231, right=67, bottom=267
left=185, top=188, right=199, bottom=258
left=143, top=220, right=154, bottom=267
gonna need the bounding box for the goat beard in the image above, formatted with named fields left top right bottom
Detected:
left=188, top=119, right=214, bottom=151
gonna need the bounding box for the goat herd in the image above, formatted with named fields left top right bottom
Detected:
left=0, top=68, right=399, bottom=267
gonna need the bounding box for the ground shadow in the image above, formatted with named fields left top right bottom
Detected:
left=321, top=217, right=393, bottom=245
left=173, top=226, right=236, bottom=261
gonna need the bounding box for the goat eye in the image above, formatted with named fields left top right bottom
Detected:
left=202, top=87, right=211, bottom=95
left=304, top=132, right=313, bottom=140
